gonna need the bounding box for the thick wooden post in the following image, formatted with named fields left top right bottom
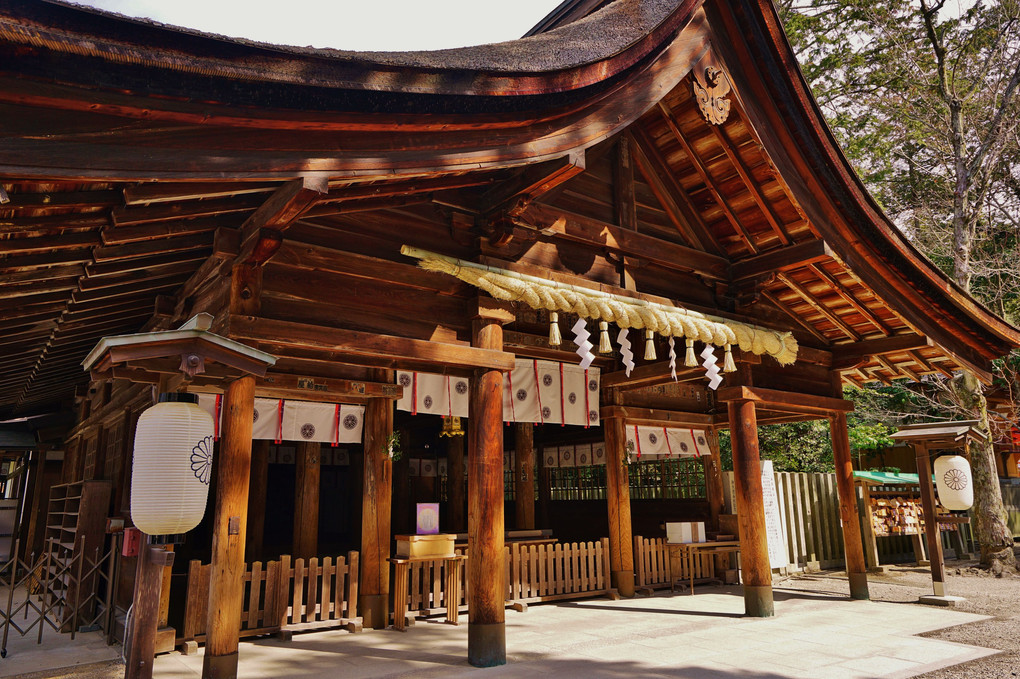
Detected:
left=703, top=429, right=726, bottom=531
left=727, top=399, right=773, bottom=617
left=359, top=383, right=393, bottom=630
left=514, top=423, right=536, bottom=530
left=603, top=415, right=635, bottom=597
left=829, top=412, right=869, bottom=599
left=468, top=316, right=507, bottom=667
left=447, top=431, right=466, bottom=532
left=202, top=375, right=255, bottom=679
left=916, top=444, right=947, bottom=596
left=245, top=440, right=269, bottom=562
left=125, top=541, right=172, bottom=679
left=293, top=441, right=321, bottom=559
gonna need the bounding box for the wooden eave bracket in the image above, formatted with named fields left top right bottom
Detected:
left=83, top=312, right=276, bottom=384
left=716, top=385, right=852, bottom=416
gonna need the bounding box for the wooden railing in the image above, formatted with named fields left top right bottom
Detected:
left=180, top=552, right=360, bottom=652
left=400, top=538, right=614, bottom=620
left=506, top=539, right=612, bottom=604
left=633, top=535, right=715, bottom=588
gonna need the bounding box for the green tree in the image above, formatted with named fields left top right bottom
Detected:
left=779, top=0, right=1020, bottom=570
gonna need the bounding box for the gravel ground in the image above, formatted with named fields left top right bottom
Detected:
left=786, top=548, right=1020, bottom=679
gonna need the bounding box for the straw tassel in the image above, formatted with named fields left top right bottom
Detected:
left=548, top=312, right=562, bottom=347
left=684, top=339, right=697, bottom=367
left=644, top=330, right=657, bottom=361
left=723, top=343, right=737, bottom=373
left=598, top=321, right=613, bottom=355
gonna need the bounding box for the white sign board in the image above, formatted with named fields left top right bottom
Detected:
left=760, top=460, right=789, bottom=569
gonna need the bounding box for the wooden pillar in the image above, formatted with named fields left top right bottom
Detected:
left=468, top=316, right=507, bottom=667
left=860, top=483, right=881, bottom=570
left=19, top=447, right=47, bottom=563
left=703, top=429, right=726, bottom=531
left=829, top=412, right=869, bottom=599
left=202, top=375, right=255, bottom=679
left=359, top=385, right=393, bottom=630
left=293, top=441, right=321, bottom=559
left=916, top=444, right=947, bottom=596
left=727, top=399, right=773, bottom=617
left=447, top=431, right=466, bottom=532
left=125, top=540, right=173, bottom=679
left=514, top=423, right=535, bottom=530
left=604, top=416, right=635, bottom=597
left=245, top=440, right=269, bottom=562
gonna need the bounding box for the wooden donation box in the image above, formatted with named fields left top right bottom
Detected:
left=395, top=534, right=456, bottom=559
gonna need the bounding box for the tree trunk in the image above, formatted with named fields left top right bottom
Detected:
left=958, top=372, right=1016, bottom=570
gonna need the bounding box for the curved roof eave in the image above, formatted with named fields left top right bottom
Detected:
left=0, top=0, right=711, bottom=179
left=704, top=0, right=1020, bottom=376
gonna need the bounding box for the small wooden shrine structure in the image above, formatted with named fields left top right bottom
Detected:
left=1, top=0, right=1019, bottom=676
left=890, top=421, right=985, bottom=603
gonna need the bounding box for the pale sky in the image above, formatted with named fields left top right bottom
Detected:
left=76, top=1, right=565, bottom=51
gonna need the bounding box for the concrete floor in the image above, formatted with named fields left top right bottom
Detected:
left=143, top=584, right=996, bottom=679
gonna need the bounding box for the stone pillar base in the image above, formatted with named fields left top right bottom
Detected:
left=202, top=651, right=238, bottom=679
left=743, top=585, right=774, bottom=617
left=468, top=622, right=506, bottom=667
left=848, top=572, right=870, bottom=600
left=359, top=593, right=389, bottom=630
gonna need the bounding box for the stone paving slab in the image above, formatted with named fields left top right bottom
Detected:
left=146, top=585, right=997, bottom=679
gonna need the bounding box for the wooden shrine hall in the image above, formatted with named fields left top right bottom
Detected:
left=1, top=0, right=1018, bottom=677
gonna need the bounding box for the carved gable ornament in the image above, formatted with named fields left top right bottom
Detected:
left=692, top=53, right=732, bottom=125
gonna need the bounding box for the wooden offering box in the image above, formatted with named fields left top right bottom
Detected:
left=396, top=534, right=456, bottom=559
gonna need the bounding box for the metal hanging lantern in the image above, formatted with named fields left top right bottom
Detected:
left=933, top=454, right=974, bottom=511
left=131, top=393, right=215, bottom=536
left=439, top=416, right=465, bottom=437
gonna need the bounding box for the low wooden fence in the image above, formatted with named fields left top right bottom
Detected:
left=180, top=552, right=360, bottom=650
left=633, top=536, right=715, bottom=588
left=402, top=539, right=614, bottom=618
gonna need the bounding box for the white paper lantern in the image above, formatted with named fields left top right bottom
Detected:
left=933, top=455, right=974, bottom=511
left=131, top=394, right=215, bottom=535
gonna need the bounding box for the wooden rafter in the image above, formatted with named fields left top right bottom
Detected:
left=775, top=273, right=860, bottom=341
left=709, top=124, right=791, bottom=246
left=807, top=263, right=893, bottom=336
left=656, top=102, right=757, bottom=254
left=628, top=125, right=724, bottom=254
left=759, top=290, right=830, bottom=345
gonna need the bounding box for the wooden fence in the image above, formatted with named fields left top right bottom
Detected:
left=402, top=539, right=614, bottom=618
left=633, top=536, right=715, bottom=588
left=180, top=551, right=360, bottom=650
left=724, top=471, right=974, bottom=570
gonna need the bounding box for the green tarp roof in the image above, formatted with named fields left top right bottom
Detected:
left=853, top=471, right=920, bottom=485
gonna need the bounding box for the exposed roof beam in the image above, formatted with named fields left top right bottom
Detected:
left=831, top=334, right=932, bottom=370
left=716, top=385, right=853, bottom=415
left=111, top=194, right=262, bottom=227
left=236, top=176, right=327, bottom=265
left=517, top=203, right=730, bottom=280
left=122, top=181, right=282, bottom=206
left=730, top=240, right=832, bottom=282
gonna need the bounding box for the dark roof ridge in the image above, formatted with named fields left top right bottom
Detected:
left=28, top=0, right=685, bottom=75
